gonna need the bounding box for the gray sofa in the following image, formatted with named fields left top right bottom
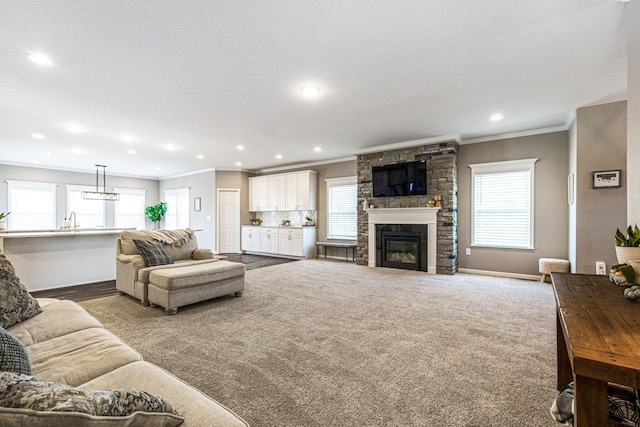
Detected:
left=5, top=297, right=249, bottom=426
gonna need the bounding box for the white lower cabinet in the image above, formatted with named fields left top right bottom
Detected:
left=242, top=226, right=316, bottom=258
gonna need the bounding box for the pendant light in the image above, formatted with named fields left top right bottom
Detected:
left=82, top=165, right=120, bottom=201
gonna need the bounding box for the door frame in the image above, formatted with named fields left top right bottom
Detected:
left=216, top=188, right=241, bottom=254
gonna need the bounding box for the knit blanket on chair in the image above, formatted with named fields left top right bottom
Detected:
left=142, top=228, right=195, bottom=248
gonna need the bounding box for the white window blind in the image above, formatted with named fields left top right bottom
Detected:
left=7, top=180, right=57, bottom=230
left=114, top=188, right=146, bottom=230
left=164, top=188, right=189, bottom=230
left=67, top=185, right=106, bottom=228
left=326, top=177, right=357, bottom=240
left=470, top=158, right=536, bottom=249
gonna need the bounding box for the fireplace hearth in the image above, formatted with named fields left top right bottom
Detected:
left=376, top=224, right=428, bottom=272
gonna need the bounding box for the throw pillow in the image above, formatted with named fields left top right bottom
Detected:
left=0, top=328, right=31, bottom=375
left=0, top=372, right=184, bottom=426
left=0, top=254, right=42, bottom=329
left=133, top=239, right=174, bottom=267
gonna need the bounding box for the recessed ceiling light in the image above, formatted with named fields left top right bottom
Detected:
left=235, top=162, right=242, bottom=166
left=66, top=124, right=84, bottom=133
left=275, top=154, right=283, bottom=159
left=314, top=146, right=321, bottom=152
left=127, top=149, right=136, bottom=155
left=301, top=86, right=320, bottom=97
left=196, top=154, right=204, bottom=160
left=164, top=143, right=177, bottom=151
left=32, top=133, right=46, bottom=139
left=27, top=52, right=53, bottom=67
left=33, top=160, right=41, bottom=165
left=46, top=152, right=54, bottom=157
left=236, top=145, right=245, bottom=150
left=121, top=135, right=136, bottom=143
left=490, top=113, right=503, bottom=122
left=71, top=147, right=85, bottom=155
left=155, top=167, right=162, bottom=171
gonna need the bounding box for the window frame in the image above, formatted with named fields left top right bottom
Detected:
left=325, top=176, right=357, bottom=241
left=469, top=158, right=537, bottom=250
left=113, top=187, right=147, bottom=230
left=66, top=184, right=106, bottom=228
left=6, top=180, right=57, bottom=230
left=163, top=187, right=190, bottom=229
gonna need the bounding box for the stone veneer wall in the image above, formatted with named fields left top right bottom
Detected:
left=357, top=141, right=458, bottom=274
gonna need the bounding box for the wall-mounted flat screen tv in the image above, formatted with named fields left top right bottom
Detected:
left=372, top=160, right=427, bottom=197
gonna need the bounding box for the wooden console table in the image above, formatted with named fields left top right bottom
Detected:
left=551, top=272, right=640, bottom=426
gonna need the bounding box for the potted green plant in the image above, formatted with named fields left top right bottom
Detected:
left=615, top=224, right=640, bottom=263
left=0, top=212, right=10, bottom=230
left=145, top=202, right=168, bottom=229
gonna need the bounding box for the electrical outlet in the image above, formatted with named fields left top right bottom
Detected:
left=595, top=261, right=606, bottom=275
left=465, top=248, right=471, bottom=256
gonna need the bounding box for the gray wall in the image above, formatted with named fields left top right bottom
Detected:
left=457, top=131, right=569, bottom=276
left=573, top=101, right=627, bottom=273
left=216, top=170, right=253, bottom=230
left=0, top=164, right=158, bottom=228
left=159, top=170, right=216, bottom=250
left=628, top=1, right=640, bottom=222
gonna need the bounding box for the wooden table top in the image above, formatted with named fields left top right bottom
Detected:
left=551, top=273, right=640, bottom=387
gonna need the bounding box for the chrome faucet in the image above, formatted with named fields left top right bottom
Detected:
left=68, top=211, right=77, bottom=229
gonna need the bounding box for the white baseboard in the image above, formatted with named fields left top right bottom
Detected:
left=457, top=268, right=540, bottom=281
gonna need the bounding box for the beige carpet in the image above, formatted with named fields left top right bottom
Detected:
left=80, top=260, right=560, bottom=426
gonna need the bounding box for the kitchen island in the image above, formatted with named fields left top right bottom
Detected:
left=0, top=228, right=135, bottom=291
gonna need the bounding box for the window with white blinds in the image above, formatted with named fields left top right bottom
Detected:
left=326, top=177, right=357, bottom=240
left=470, top=158, right=537, bottom=249
left=67, top=185, right=106, bottom=228
left=7, top=180, right=57, bottom=230
left=114, top=188, right=147, bottom=230
left=164, top=188, right=190, bottom=230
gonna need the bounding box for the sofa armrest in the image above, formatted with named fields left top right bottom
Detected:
left=116, top=254, right=146, bottom=269
left=192, top=248, right=214, bottom=260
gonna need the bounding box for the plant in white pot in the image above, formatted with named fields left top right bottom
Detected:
left=614, top=225, right=640, bottom=263
left=0, top=212, right=10, bottom=230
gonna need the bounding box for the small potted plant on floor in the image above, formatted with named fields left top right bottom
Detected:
left=145, top=202, right=168, bottom=229
left=0, top=212, right=10, bottom=230
left=615, top=224, right=640, bottom=263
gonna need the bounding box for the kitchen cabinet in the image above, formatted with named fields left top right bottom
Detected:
left=241, top=226, right=261, bottom=252
left=259, top=227, right=279, bottom=254
left=249, top=170, right=316, bottom=212
left=241, top=226, right=316, bottom=258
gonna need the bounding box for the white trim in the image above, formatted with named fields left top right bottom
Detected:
left=259, top=157, right=356, bottom=173
left=160, top=168, right=216, bottom=180
left=468, top=158, right=538, bottom=171
left=565, top=110, right=577, bottom=129
left=325, top=176, right=357, bottom=185
left=461, top=126, right=567, bottom=145
left=457, top=268, right=540, bottom=281
left=216, top=188, right=241, bottom=254
left=353, top=134, right=461, bottom=155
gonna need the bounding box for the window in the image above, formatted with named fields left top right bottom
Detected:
left=470, top=158, right=537, bottom=249
left=325, top=177, right=357, bottom=240
left=7, top=180, right=57, bottom=229
left=164, top=188, right=190, bottom=229
left=114, top=188, right=147, bottom=230
left=66, top=185, right=106, bottom=228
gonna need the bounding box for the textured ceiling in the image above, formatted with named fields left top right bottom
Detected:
left=0, top=1, right=629, bottom=178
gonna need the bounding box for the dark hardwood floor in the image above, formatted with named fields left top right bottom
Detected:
left=31, top=254, right=296, bottom=303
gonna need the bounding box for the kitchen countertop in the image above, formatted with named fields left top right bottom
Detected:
left=0, top=227, right=136, bottom=238
left=242, top=225, right=315, bottom=228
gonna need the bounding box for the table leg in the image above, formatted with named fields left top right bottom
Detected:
left=556, top=311, right=572, bottom=390
left=574, top=375, right=608, bottom=427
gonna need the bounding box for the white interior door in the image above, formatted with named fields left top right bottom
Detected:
left=217, top=189, right=240, bottom=254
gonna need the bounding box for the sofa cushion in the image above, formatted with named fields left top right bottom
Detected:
left=8, top=299, right=103, bottom=347
left=0, top=254, right=42, bottom=329
left=121, top=230, right=199, bottom=261
left=79, top=361, right=249, bottom=427
left=134, top=240, right=174, bottom=267
left=0, top=328, right=31, bottom=375
left=149, top=261, right=246, bottom=290
left=136, top=259, right=219, bottom=283
left=27, top=328, right=142, bottom=387
left=0, top=372, right=183, bottom=426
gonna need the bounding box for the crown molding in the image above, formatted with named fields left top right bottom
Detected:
left=258, top=156, right=357, bottom=173
left=461, top=125, right=569, bottom=145
left=353, top=134, right=461, bottom=155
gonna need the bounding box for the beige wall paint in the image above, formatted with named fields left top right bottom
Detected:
left=628, top=1, right=640, bottom=223
left=574, top=101, right=627, bottom=273
left=159, top=170, right=216, bottom=250
left=457, top=131, right=569, bottom=276
left=0, top=164, right=158, bottom=229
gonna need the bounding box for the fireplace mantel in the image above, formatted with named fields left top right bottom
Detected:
left=366, top=207, right=440, bottom=273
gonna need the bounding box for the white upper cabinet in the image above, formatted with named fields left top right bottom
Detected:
left=249, top=170, right=317, bottom=212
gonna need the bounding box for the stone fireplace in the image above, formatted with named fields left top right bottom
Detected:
left=356, top=138, right=458, bottom=274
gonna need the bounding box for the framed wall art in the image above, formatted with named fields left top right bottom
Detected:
left=592, top=170, right=621, bottom=188
left=194, top=197, right=201, bottom=211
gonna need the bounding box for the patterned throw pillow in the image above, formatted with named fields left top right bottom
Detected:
left=0, top=372, right=184, bottom=426
left=0, top=254, right=42, bottom=329
left=133, top=239, right=174, bottom=267
left=0, top=328, right=31, bottom=375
